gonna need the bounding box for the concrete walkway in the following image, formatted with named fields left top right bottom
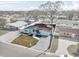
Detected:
left=55, top=38, right=79, bottom=56
left=0, top=31, right=20, bottom=43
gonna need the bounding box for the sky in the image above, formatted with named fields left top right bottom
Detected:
left=0, top=1, right=79, bottom=11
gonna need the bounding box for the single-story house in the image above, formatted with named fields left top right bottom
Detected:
left=55, top=20, right=79, bottom=39
left=4, top=21, right=28, bottom=30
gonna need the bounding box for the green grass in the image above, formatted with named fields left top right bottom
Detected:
left=49, top=38, right=59, bottom=53
left=11, top=35, right=39, bottom=48
left=67, top=44, right=78, bottom=56
left=0, top=29, right=9, bottom=35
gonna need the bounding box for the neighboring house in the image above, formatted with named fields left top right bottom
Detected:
left=57, top=15, right=67, bottom=20
left=25, top=16, right=36, bottom=24
left=55, top=20, right=79, bottom=39
left=4, top=21, right=28, bottom=30
left=73, top=16, right=79, bottom=21
left=13, top=17, right=26, bottom=21
left=39, top=18, right=51, bottom=24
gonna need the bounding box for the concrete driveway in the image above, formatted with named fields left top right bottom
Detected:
left=32, top=36, right=50, bottom=51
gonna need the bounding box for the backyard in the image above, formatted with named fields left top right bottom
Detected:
left=11, top=35, right=39, bottom=48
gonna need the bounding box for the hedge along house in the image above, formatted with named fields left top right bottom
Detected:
left=55, top=20, right=79, bottom=40
left=4, top=21, right=28, bottom=31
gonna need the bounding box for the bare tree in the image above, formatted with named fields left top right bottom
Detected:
left=66, top=10, right=74, bottom=20
left=39, top=1, right=63, bottom=52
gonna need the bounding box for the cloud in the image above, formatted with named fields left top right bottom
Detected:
left=62, top=1, right=79, bottom=10
left=72, top=1, right=79, bottom=10
left=28, top=7, right=38, bottom=10
left=0, top=1, right=79, bottom=11
left=62, top=4, right=73, bottom=10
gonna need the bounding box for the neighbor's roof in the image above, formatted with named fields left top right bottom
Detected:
left=55, top=20, right=79, bottom=29
left=6, top=21, right=28, bottom=28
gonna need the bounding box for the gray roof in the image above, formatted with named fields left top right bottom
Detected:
left=56, top=20, right=79, bottom=28
left=40, top=19, right=79, bottom=29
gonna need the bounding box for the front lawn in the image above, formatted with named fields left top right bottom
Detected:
left=0, top=29, right=9, bottom=35
left=49, top=38, right=59, bottom=53
left=67, top=44, right=79, bottom=57
left=11, top=35, right=39, bottom=48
